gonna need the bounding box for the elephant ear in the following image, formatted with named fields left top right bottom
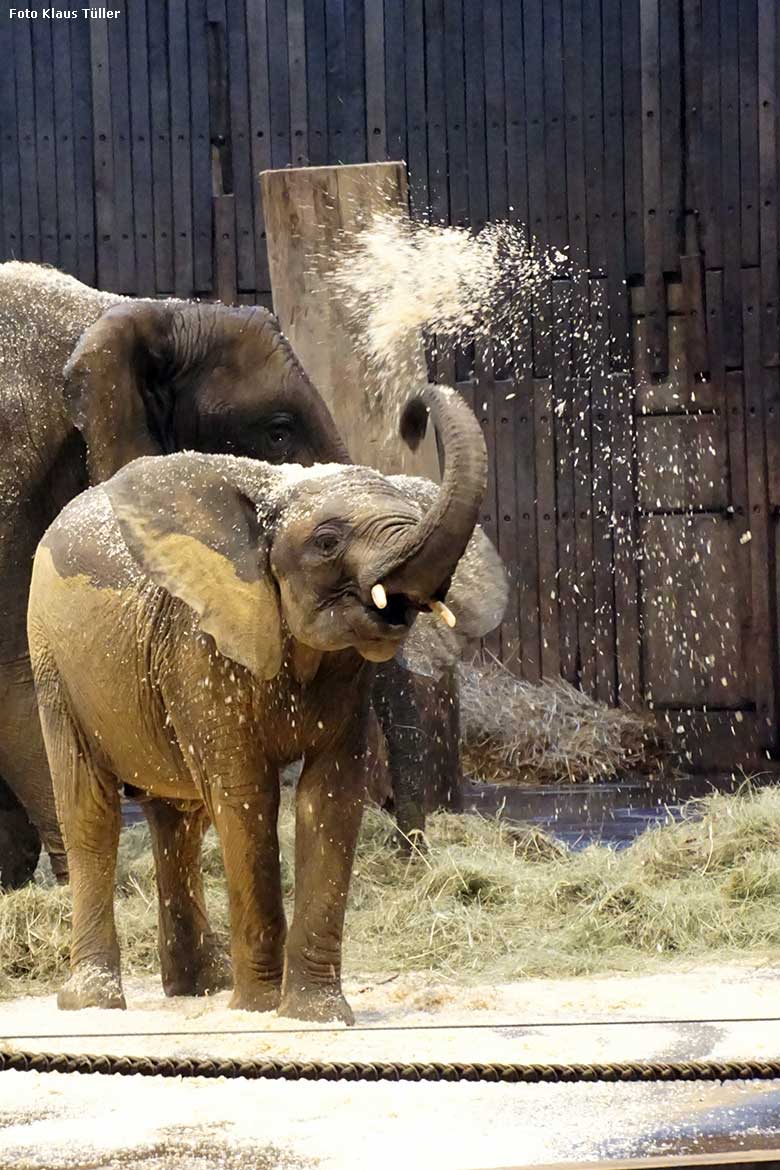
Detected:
left=104, top=452, right=283, bottom=680
left=388, top=475, right=509, bottom=680
left=63, top=301, right=172, bottom=483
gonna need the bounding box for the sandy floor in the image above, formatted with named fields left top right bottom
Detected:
left=1, top=964, right=779, bottom=1168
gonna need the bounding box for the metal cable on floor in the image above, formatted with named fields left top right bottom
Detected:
left=2, top=1050, right=780, bottom=1084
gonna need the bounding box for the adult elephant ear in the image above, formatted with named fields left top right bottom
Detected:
left=103, top=452, right=284, bottom=680
left=62, top=301, right=172, bottom=483
left=388, top=476, right=509, bottom=679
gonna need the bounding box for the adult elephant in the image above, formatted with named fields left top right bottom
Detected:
left=0, top=261, right=349, bottom=887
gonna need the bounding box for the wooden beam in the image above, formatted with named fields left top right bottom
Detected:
left=260, top=161, right=440, bottom=479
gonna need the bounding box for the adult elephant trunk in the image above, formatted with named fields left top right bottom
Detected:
left=366, top=385, right=487, bottom=606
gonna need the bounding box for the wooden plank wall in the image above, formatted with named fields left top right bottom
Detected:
left=1, top=0, right=780, bottom=762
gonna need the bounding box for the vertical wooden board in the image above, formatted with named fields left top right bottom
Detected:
left=167, top=0, right=194, bottom=297
left=342, top=0, right=367, bottom=164
left=764, top=366, right=780, bottom=508
left=573, top=376, right=597, bottom=696
left=364, top=0, right=387, bottom=162
left=188, top=0, right=213, bottom=293
left=582, top=0, right=607, bottom=275
left=288, top=0, right=310, bottom=166
left=493, top=378, right=522, bottom=671
left=31, top=23, right=58, bottom=267
left=739, top=0, right=760, bottom=268
left=680, top=252, right=709, bottom=378
left=534, top=377, right=561, bottom=678
left=70, top=18, right=95, bottom=284
left=247, top=0, right=272, bottom=290
left=720, top=0, right=743, bottom=369
left=475, top=346, right=501, bottom=661
left=523, top=0, right=548, bottom=249
left=531, top=282, right=553, bottom=378
left=513, top=375, right=542, bottom=681
left=0, top=21, right=21, bottom=262
left=483, top=0, right=508, bottom=224
left=107, top=12, right=137, bottom=293
left=148, top=0, right=174, bottom=292
left=326, top=0, right=347, bottom=163
left=267, top=0, right=292, bottom=170
left=589, top=281, right=617, bottom=704
left=213, top=193, right=237, bottom=305
left=602, top=0, right=630, bottom=369
left=723, top=369, right=753, bottom=732
left=126, top=0, right=155, bottom=295
left=543, top=0, right=568, bottom=254
left=741, top=267, right=777, bottom=746
left=659, top=0, right=682, bottom=274
left=622, top=0, right=644, bottom=276
left=562, top=0, right=588, bottom=271
left=640, top=0, right=667, bottom=374
left=383, top=0, right=406, bottom=163
left=14, top=25, right=40, bottom=262
left=552, top=280, right=578, bottom=685
left=610, top=373, right=641, bottom=706
left=443, top=0, right=467, bottom=226
left=404, top=0, right=428, bottom=215
left=304, top=0, right=327, bottom=165
left=682, top=0, right=703, bottom=214
left=227, top=0, right=257, bottom=290
left=701, top=0, right=723, bottom=267
left=424, top=0, right=449, bottom=223
left=52, top=23, right=78, bottom=277
left=758, top=0, right=778, bottom=365
left=89, top=20, right=117, bottom=289
left=502, top=0, right=529, bottom=234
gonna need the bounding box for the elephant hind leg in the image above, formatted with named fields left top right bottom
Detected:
left=34, top=664, right=125, bottom=1010
left=143, top=799, right=231, bottom=998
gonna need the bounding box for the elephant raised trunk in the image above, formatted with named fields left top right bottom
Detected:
left=363, top=384, right=488, bottom=613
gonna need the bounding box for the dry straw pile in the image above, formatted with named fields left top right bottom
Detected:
left=459, top=660, right=660, bottom=785
left=2, top=783, right=780, bottom=999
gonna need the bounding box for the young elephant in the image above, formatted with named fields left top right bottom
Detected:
left=28, top=385, right=506, bottom=1023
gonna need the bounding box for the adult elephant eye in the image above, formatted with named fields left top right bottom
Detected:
left=264, top=424, right=293, bottom=459
left=313, top=531, right=341, bottom=555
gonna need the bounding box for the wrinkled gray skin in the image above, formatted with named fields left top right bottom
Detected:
left=0, top=261, right=351, bottom=887
left=29, top=386, right=506, bottom=1023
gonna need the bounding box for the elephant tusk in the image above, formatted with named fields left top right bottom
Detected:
left=430, top=600, right=457, bottom=628
left=371, top=583, right=388, bottom=610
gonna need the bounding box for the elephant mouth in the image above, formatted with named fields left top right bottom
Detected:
left=365, top=590, right=416, bottom=628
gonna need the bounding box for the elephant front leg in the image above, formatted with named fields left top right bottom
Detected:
left=209, top=769, right=286, bottom=1013
left=280, top=736, right=366, bottom=1025
left=143, top=799, right=231, bottom=998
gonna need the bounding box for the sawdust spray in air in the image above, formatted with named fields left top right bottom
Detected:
left=327, top=212, right=569, bottom=381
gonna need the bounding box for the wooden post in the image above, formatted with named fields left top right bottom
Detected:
left=260, top=161, right=440, bottom=479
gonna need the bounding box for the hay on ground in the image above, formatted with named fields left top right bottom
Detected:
left=2, top=784, right=780, bottom=999
left=458, top=660, right=661, bottom=785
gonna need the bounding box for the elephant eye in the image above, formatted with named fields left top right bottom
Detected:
left=312, top=529, right=342, bottom=556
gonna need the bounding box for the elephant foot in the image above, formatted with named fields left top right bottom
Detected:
left=229, top=980, right=282, bottom=1013
left=161, top=944, right=232, bottom=998
left=58, top=964, right=126, bottom=1011
left=278, top=981, right=354, bottom=1025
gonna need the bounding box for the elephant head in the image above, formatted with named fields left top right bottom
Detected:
left=102, top=384, right=505, bottom=676
left=62, top=300, right=350, bottom=484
